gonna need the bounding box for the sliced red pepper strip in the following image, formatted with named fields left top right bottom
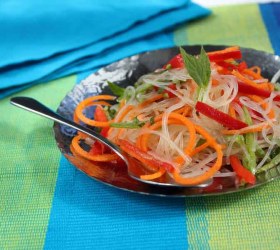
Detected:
left=164, top=54, right=184, bottom=69
left=195, top=101, right=248, bottom=130
left=216, top=61, right=247, bottom=72
left=164, top=47, right=242, bottom=69
left=89, top=105, right=111, bottom=155
left=94, top=106, right=108, bottom=122
left=164, top=83, right=177, bottom=98
left=216, top=61, right=238, bottom=71
left=118, top=139, right=174, bottom=173
left=229, top=155, right=256, bottom=184
left=94, top=105, right=110, bottom=137
left=207, top=46, right=242, bottom=62
left=238, top=81, right=280, bottom=101
left=237, top=61, right=248, bottom=71
left=89, top=141, right=104, bottom=155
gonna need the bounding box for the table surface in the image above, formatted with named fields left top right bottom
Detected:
left=1, top=1, right=280, bottom=249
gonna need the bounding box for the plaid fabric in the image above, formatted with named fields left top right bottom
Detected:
left=180, top=4, right=280, bottom=248
left=0, top=76, right=76, bottom=249
left=1, top=2, right=280, bottom=250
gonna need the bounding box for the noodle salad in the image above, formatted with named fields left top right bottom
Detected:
left=70, top=46, right=280, bottom=186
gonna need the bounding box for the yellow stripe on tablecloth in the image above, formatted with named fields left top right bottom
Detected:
left=175, top=3, right=280, bottom=249
left=0, top=75, right=76, bottom=249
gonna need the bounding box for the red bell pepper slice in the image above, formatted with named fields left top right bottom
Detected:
left=207, top=46, right=242, bottom=62
left=216, top=61, right=238, bottom=71
left=237, top=61, right=248, bottom=71
left=89, top=141, right=104, bottom=155
left=216, top=61, right=247, bottom=73
left=164, top=54, right=184, bottom=69
left=154, top=83, right=177, bottom=98
left=118, top=139, right=174, bottom=173
left=164, top=83, right=177, bottom=98
left=89, top=106, right=110, bottom=155
left=195, top=101, right=248, bottom=130
left=229, top=155, right=256, bottom=184
left=94, top=106, right=108, bottom=122
left=164, top=47, right=242, bottom=69
left=238, top=81, right=280, bottom=101
left=93, top=106, right=110, bottom=137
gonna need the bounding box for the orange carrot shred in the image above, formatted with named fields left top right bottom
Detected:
left=71, top=134, right=119, bottom=162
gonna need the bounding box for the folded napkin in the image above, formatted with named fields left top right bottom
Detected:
left=0, top=0, right=210, bottom=98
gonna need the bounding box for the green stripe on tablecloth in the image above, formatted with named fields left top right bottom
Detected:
left=204, top=183, right=280, bottom=249
left=174, top=4, right=273, bottom=53
left=174, top=3, right=280, bottom=249
left=0, top=76, right=76, bottom=249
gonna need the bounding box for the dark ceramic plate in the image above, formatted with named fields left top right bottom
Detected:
left=53, top=45, right=280, bottom=197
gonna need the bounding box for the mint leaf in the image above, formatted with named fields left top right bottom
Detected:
left=107, top=81, right=125, bottom=97
left=179, top=47, right=211, bottom=88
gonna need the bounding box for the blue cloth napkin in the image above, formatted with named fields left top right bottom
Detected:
left=0, top=0, right=210, bottom=98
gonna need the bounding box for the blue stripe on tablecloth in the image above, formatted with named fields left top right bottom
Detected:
left=44, top=156, right=188, bottom=249
left=45, top=32, right=188, bottom=248
left=259, top=3, right=280, bottom=55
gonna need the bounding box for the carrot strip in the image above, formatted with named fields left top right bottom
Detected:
left=74, top=96, right=114, bottom=127
left=248, top=66, right=261, bottom=75
left=248, top=95, right=275, bottom=119
left=75, top=95, right=115, bottom=115
left=212, top=78, right=220, bottom=86
left=237, top=68, right=274, bottom=91
left=140, top=168, right=166, bottom=180
left=166, top=114, right=197, bottom=155
left=175, top=140, right=211, bottom=165
left=74, top=101, right=111, bottom=123
left=190, top=141, right=211, bottom=157
left=139, top=113, right=197, bottom=157
left=232, top=70, right=271, bottom=90
left=138, top=94, right=164, bottom=108
left=221, top=122, right=270, bottom=135
left=243, top=68, right=264, bottom=80
left=182, top=106, right=192, bottom=117
left=115, top=128, right=126, bottom=141
left=174, top=106, right=185, bottom=114
left=172, top=124, right=223, bottom=185
left=113, top=105, right=134, bottom=123
left=229, top=103, right=237, bottom=119
left=71, top=135, right=119, bottom=162
left=138, top=119, right=181, bottom=151
left=174, top=105, right=192, bottom=117
left=67, top=148, right=109, bottom=179
left=75, top=104, right=111, bottom=127
left=119, top=99, right=126, bottom=109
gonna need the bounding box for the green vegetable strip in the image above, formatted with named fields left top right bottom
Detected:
left=242, top=107, right=256, bottom=171
left=257, top=152, right=280, bottom=173
left=255, top=145, right=266, bottom=159
left=107, top=81, right=125, bottom=97
left=270, top=145, right=280, bottom=159
left=110, top=117, right=145, bottom=129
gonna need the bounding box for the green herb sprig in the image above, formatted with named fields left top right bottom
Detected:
left=107, top=81, right=125, bottom=99
left=179, top=46, right=211, bottom=88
